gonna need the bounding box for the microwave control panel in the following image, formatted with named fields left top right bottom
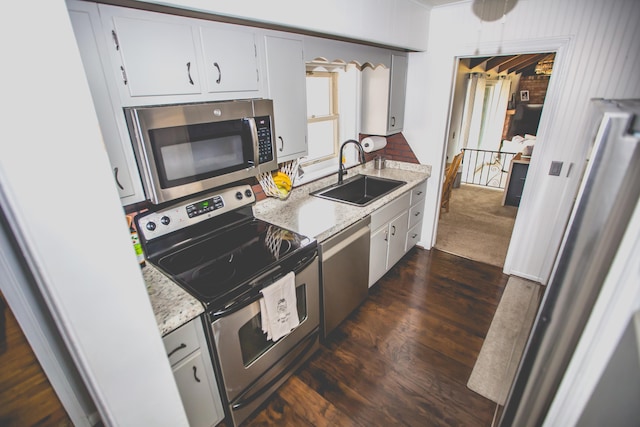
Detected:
left=256, top=116, right=274, bottom=163
left=136, top=185, right=255, bottom=241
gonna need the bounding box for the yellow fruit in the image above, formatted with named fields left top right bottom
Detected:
left=272, top=172, right=291, bottom=191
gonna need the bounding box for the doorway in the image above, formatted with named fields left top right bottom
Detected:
left=435, top=52, right=555, bottom=268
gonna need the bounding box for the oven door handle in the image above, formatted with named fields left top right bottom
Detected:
left=212, top=252, right=318, bottom=319
left=231, top=330, right=318, bottom=411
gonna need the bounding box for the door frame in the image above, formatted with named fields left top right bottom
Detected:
left=434, top=36, right=572, bottom=282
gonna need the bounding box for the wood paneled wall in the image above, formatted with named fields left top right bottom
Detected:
left=405, top=0, right=640, bottom=281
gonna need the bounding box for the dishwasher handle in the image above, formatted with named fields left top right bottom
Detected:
left=322, top=222, right=370, bottom=261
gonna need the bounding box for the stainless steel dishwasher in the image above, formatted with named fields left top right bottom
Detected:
left=319, top=216, right=371, bottom=339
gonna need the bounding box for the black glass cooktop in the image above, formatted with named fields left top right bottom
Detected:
left=156, top=218, right=315, bottom=308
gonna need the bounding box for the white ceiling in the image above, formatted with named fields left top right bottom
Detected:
left=414, top=0, right=465, bottom=7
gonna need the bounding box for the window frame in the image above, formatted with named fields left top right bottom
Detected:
left=303, top=70, right=340, bottom=166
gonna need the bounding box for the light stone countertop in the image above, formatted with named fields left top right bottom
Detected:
left=253, top=160, right=432, bottom=242
left=142, top=262, right=204, bottom=337
left=142, top=160, right=431, bottom=336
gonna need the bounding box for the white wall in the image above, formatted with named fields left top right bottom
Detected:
left=404, top=0, right=640, bottom=282
left=137, top=0, right=431, bottom=51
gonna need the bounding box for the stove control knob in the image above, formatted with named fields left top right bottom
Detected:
left=245, top=189, right=253, bottom=198
left=160, top=216, right=170, bottom=226
left=235, top=191, right=243, bottom=200
left=146, top=221, right=157, bottom=231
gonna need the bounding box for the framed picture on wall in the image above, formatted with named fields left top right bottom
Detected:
left=520, top=90, right=530, bottom=101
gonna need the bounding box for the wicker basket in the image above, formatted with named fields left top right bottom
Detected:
left=258, top=160, right=299, bottom=200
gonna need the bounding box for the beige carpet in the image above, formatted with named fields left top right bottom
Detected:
left=467, top=276, right=542, bottom=405
left=436, top=184, right=518, bottom=268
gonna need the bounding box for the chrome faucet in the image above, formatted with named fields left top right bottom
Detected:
left=338, top=139, right=366, bottom=184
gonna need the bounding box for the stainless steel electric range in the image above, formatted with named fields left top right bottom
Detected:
left=136, top=184, right=320, bottom=426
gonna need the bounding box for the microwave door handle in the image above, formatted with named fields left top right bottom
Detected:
left=247, top=117, right=259, bottom=167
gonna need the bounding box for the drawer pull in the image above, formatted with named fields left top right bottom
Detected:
left=213, top=62, right=222, bottom=84
left=187, top=62, right=194, bottom=85
left=193, top=366, right=201, bottom=383
left=167, top=343, right=187, bottom=358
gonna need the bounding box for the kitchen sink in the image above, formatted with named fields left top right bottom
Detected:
left=311, top=175, right=406, bottom=206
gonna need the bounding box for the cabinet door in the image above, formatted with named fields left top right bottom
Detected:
left=369, top=225, right=389, bottom=287
left=387, top=211, right=409, bottom=268
left=405, top=221, right=422, bottom=252
left=504, top=162, right=529, bottom=206
left=68, top=2, right=146, bottom=205
left=264, top=36, right=308, bottom=162
left=173, top=350, right=224, bottom=427
left=104, top=6, right=201, bottom=97
left=387, top=54, right=407, bottom=134
left=200, top=26, right=259, bottom=93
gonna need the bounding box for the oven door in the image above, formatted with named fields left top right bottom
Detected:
left=211, top=256, right=319, bottom=403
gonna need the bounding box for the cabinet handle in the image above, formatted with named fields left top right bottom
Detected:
left=411, top=233, right=418, bottom=239
left=391, top=116, right=396, bottom=127
left=414, top=211, right=421, bottom=217
left=186, top=62, right=194, bottom=85
left=391, top=225, right=396, bottom=236
left=167, top=343, right=186, bottom=358
left=384, top=230, right=388, bottom=242
left=213, top=62, right=221, bottom=84
left=114, top=167, right=124, bottom=190
left=120, top=66, right=128, bottom=86
left=111, top=30, right=120, bottom=51
left=416, top=191, right=423, bottom=196
left=192, top=366, right=201, bottom=383
left=278, top=136, right=284, bottom=152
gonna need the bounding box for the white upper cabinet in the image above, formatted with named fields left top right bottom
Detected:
left=98, top=4, right=262, bottom=106
left=264, top=35, right=308, bottom=162
left=361, top=54, right=408, bottom=136
left=101, top=6, right=202, bottom=98
left=67, top=1, right=146, bottom=205
left=387, top=54, right=408, bottom=133
left=200, top=27, right=259, bottom=93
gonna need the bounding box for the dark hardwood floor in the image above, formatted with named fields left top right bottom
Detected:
left=0, top=292, right=72, bottom=427
left=241, top=247, right=509, bottom=427
left=0, top=247, right=506, bottom=427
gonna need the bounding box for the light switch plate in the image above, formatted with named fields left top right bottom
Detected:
left=549, top=161, right=563, bottom=176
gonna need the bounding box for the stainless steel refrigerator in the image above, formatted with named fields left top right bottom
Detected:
left=499, top=99, right=640, bottom=426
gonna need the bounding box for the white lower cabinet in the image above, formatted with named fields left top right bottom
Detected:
left=387, top=210, right=409, bottom=268
left=368, top=179, right=427, bottom=287
left=405, top=180, right=427, bottom=251
left=369, top=225, right=390, bottom=289
left=162, top=318, right=224, bottom=427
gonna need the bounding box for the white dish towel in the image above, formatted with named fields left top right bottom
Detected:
left=259, top=272, right=299, bottom=342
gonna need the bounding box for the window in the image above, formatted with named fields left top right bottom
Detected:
left=297, top=63, right=360, bottom=185
left=305, top=71, right=339, bottom=164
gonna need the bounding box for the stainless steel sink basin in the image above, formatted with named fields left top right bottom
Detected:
left=311, top=175, right=406, bottom=206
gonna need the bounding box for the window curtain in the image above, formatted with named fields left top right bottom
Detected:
left=458, top=73, right=487, bottom=152
left=478, top=76, right=511, bottom=151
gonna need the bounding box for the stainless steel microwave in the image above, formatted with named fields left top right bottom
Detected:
left=124, top=99, right=277, bottom=204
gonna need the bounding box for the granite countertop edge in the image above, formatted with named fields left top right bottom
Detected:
left=142, top=263, right=205, bottom=337
left=142, top=160, right=431, bottom=336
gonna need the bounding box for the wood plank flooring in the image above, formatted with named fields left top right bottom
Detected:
left=0, top=247, right=506, bottom=427
left=0, top=292, right=72, bottom=427
left=241, top=247, right=509, bottom=427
